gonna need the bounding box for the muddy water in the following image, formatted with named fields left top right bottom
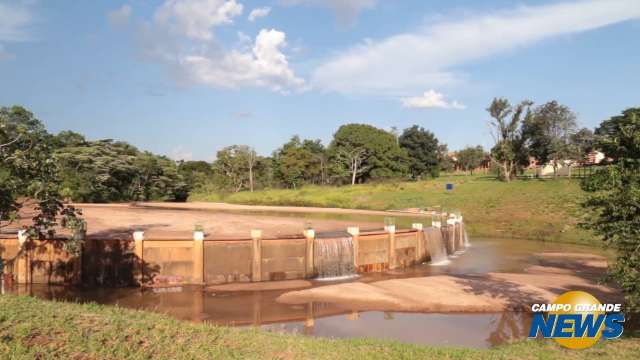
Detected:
left=3, top=237, right=604, bottom=349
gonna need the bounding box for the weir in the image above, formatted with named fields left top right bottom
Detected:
left=313, top=234, right=357, bottom=280
left=1, top=211, right=469, bottom=285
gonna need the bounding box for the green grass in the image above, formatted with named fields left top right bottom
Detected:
left=190, top=175, right=597, bottom=245
left=1, top=294, right=638, bottom=359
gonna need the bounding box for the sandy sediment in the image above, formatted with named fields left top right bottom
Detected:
left=276, top=253, right=621, bottom=312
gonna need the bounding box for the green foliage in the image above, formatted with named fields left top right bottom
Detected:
left=487, top=98, right=533, bottom=181
left=523, top=101, right=579, bottom=176
left=328, top=124, right=408, bottom=184
left=456, top=146, right=486, bottom=174
left=0, top=106, right=82, bottom=243
left=212, top=145, right=257, bottom=192
left=398, top=125, right=440, bottom=179
left=273, top=136, right=326, bottom=188
left=3, top=294, right=639, bottom=360
left=582, top=107, right=640, bottom=313
left=54, top=140, right=187, bottom=202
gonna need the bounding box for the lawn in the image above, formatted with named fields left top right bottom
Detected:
left=191, top=175, right=598, bottom=245
left=1, top=294, right=638, bottom=360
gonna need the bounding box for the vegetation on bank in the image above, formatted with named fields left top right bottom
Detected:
left=1, top=295, right=638, bottom=360
left=191, top=175, right=596, bottom=245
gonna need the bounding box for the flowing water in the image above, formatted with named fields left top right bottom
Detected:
left=424, top=229, right=450, bottom=266
left=2, top=228, right=612, bottom=349
left=314, top=234, right=357, bottom=280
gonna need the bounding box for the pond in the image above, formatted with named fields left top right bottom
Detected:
left=3, top=237, right=604, bottom=349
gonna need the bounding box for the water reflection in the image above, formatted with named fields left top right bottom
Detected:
left=2, top=237, right=606, bottom=349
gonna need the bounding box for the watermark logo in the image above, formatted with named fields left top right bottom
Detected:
left=528, top=290, right=624, bottom=349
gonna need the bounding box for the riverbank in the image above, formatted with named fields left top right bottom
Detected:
left=191, top=176, right=596, bottom=245
left=277, top=252, right=620, bottom=312
left=1, top=294, right=638, bottom=359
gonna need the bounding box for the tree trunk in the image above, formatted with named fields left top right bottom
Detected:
left=351, top=159, right=357, bottom=185
left=249, top=165, right=254, bottom=192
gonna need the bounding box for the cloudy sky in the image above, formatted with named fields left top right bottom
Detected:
left=0, top=0, right=638, bottom=160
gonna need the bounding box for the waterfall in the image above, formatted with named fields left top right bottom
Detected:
left=314, top=234, right=358, bottom=281
left=464, top=229, right=471, bottom=247
left=425, top=230, right=450, bottom=266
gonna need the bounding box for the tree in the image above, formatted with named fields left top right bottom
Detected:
left=570, top=127, right=596, bottom=161
left=273, top=136, right=325, bottom=189
left=456, top=146, right=485, bottom=175
left=212, top=145, right=254, bottom=192
left=328, top=124, right=408, bottom=185
left=0, top=106, right=83, bottom=253
left=581, top=107, right=640, bottom=313
left=437, top=144, right=454, bottom=173
left=523, top=101, right=578, bottom=177
left=398, top=125, right=440, bottom=179
left=487, top=98, right=533, bottom=181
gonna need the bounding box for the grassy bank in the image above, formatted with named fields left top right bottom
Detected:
left=191, top=175, right=597, bottom=245
left=1, top=295, right=638, bottom=359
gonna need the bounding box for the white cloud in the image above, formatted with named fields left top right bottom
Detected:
left=180, top=29, right=305, bottom=93
left=401, top=90, right=465, bottom=110
left=248, top=7, right=271, bottom=22
left=135, top=0, right=304, bottom=93
left=0, top=1, right=33, bottom=42
left=0, top=1, right=35, bottom=60
left=280, top=0, right=375, bottom=26
left=155, top=0, right=243, bottom=41
left=312, top=0, right=640, bottom=95
left=169, top=146, right=193, bottom=161
left=108, top=4, right=132, bottom=27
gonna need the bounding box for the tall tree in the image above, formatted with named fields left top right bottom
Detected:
left=456, top=146, right=486, bottom=175
left=0, top=106, right=83, bottom=252
left=274, top=136, right=325, bottom=189
left=398, top=125, right=440, bottom=179
left=212, top=145, right=254, bottom=192
left=328, top=124, right=408, bottom=185
left=523, top=100, right=578, bottom=177
left=487, top=98, right=533, bottom=181
left=582, top=107, right=640, bottom=313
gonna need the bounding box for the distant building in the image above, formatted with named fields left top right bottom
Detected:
left=585, top=150, right=605, bottom=165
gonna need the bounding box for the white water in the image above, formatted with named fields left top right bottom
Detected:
left=314, top=235, right=357, bottom=280
left=425, top=230, right=450, bottom=266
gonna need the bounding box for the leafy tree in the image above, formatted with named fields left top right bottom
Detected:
left=456, top=146, right=486, bottom=175
left=0, top=106, right=83, bottom=252
left=570, top=127, right=597, bottom=161
left=328, top=124, right=408, bottom=185
left=177, top=160, right=214, bottom=193
left=398, top=125, right=440, bottom=179
left=487, top=98, right=533, bottom=181
left=211, top=145, right=259, bottom=193
left=437, top=144, right=455, bottom=173
left=523, top=100, right=578, bottom=177
left=581, top=107, right=640, bottom=313
left=273, top=136, right=325, bottom=189
left=55, top=140, right=187, bottom=202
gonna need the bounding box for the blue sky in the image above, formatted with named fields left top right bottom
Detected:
left=0, top=0, right=638, bottom=160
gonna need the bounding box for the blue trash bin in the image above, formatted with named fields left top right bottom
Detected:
left=446, top=183, right=454, bottom=191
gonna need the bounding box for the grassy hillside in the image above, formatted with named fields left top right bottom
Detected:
left=1, top=295, right=638, bottom=360
left=191, top=175, right=597, bottom=245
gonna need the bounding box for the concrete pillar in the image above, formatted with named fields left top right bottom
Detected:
left=193, top=231, right=205, bottom=284
left=303, top=229, right=315, bottom=278
left=412, top=223, right=423, bottom=262
left=347, top=226, right=360, bottom=269
left=16, top=230, right=29, bottom=284
left=386, top=225, right=396, bottom=270
left=251, top=229, right=262, bottom=282
left=133, top=231, right=144, bottom=284
left=445, top=219, right=456, bottom=254
left=305, top=302, right=315, bottom=328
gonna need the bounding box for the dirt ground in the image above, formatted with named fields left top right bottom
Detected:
left=3, top=202, right=402, bottom=240
left=276, top=252, right=621, bottom=312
